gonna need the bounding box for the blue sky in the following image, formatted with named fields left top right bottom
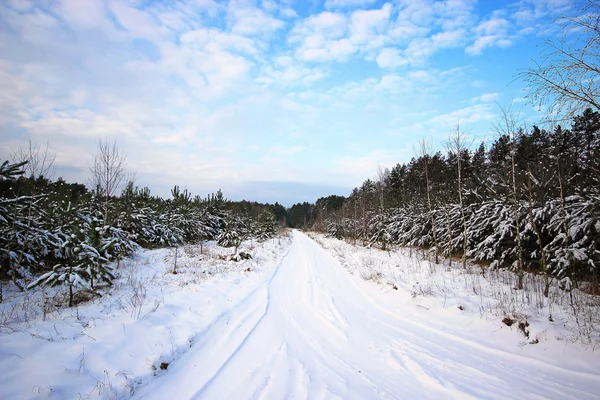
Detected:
left=0, top=0, right=574, bottom=205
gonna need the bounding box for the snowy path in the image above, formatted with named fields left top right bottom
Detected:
left=135, top=231, right=600, bottom=400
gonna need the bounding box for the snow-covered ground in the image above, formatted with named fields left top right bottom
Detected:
left=310, top=232, right=600, bottom=346
left=0, top=235, right=292, bottom=399
left=2, top=230, right=600, bottom=399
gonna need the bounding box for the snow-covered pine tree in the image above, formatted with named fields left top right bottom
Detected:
left=257, top=209, right=277, bottom=241
left=28, top=211, right=119, bottom=304
left=326, top=218, right=344, bottom=239
left=368, top=211, right=392, bottom=250
left=0, top=160, right=27, bottom=300
left=218, top=212, right=254, bottom=253
left=27, top=234, right=93, bottom=307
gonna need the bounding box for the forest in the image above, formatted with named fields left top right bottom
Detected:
left=2, top=107, right=600, bottom=305
left=0, top=155, right=283, bottom=305
left=288, top=109, right=600, bottom=294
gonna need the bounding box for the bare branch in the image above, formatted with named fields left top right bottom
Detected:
left=517, top=0, right=600, bottom=119
left=10, top=139, right=55, bottom=180
left=89, top=138, right=128, bottom=223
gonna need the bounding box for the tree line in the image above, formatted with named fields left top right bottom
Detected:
left=288, top=0, right=600, bottom=295
left=290, top=109, right=600, bottom=294
left=0, top=144, right=281, bottom=306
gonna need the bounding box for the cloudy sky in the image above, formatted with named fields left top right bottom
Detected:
left=0, top=0, right=573, bottom=205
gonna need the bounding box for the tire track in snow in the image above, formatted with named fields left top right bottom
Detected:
left=190, top=244, right=294, bottom=398
left=135, top=231, right=600, bottom=400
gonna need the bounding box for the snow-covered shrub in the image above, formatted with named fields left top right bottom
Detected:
left=325, top=194, right=600, bottom=286
left=256, top=210, right=277, bottom=241
left=325, top=218, right=344, bottom=239
left=27, top=210, right=125, bottom=305
left=542, top=195, right=600, bottom=283
left=368, top=211, right=392, bottom=250
left=217, top=213, right=253, bottom=252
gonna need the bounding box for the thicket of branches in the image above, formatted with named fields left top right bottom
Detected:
left=302, top=109, right=600, bottom=294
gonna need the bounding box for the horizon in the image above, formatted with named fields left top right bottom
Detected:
left=0, top=0, right=578, bottom=204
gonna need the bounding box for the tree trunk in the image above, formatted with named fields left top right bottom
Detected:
left=443, top=205, right=452, bottom=265
left=511, top=137, right=524, bottom=290
left=457, top=151, right=468, bottom=270
left=527, top=167, right=549, bottom=297
left=557, top=161, right=571, bottom=287
left=424, top=155, right=439, bottom=264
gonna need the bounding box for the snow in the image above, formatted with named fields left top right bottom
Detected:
left=312, top=232, right=600, bottom=343
left=2, top=230, right=600, bottom=399
left=0, top=236, right=292, bottom=399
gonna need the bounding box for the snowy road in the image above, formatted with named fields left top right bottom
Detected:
left=135, top=231, right=600, bottom=400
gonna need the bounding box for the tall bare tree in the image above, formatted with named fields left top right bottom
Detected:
left=526, top=166, right=549, bottom=297
left=89, top=139, right=127, bottom=224
left=519, top=0, right=600, bottom=119
left=417, top=139, right=439, bottom=264
left=376, top=165, right=389, bottom=211
left=446, top=123, right=470, bottom=269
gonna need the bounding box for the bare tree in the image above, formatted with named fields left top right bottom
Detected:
left=89, top=139, right=127, bottom=224
left=376, top=165, right=389, bottom=211
left=417, top=139, right=439, bottom=264
left=446, top=123, right=471, bottom=269
left=526, top=166, right=550, bottom=297
left=518, top=0, right=600, bottom=119
left=11, top=139, right=55, bottom=181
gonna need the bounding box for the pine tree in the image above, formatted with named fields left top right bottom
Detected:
left=257, top=210, right=277, bottom=241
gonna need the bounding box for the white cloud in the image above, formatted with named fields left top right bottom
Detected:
left=55, top=0, right=113, bottom=32
left=227, top=1, right=284, bottom=36
left=291, top=11, right=348, bottom=40
left=281, top=7, right=298, bottom=18
left=375, top=1, right=476, bottom=67
left=289, top=3, right=392, bottom=63
left=108, top=1, right=168, bottom=43
left=466, top=35, right=512, bottom=55
left=401, top=28, right=466, bottom=65
left=289, top=11, right=356, bottom=62
left=325, top=0, right=376, bottom=9
left=470, top=92, right=502, bottom=103
left=349, top=3, right=392, bottom=45
left=376, top=47, right=408, bottom=69
left=475, top=17, right=509, bottom=35
left=466, top=17, right=512, bottom=55
left=256, top=60, right=329, bottom=87
left=180, top=29, right=259, bottom=56
left=428, top=103, right=496, bottom=126
left=290, top=4, right=407, bottom=63
left=512, top=0, right=572, bottom=27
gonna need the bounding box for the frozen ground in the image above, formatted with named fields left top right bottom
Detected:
left=310, top=233, right=600, bottom=347
left=2, top=230, right=600, bottom=399
left=0, top=235, right=292, bottom=399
